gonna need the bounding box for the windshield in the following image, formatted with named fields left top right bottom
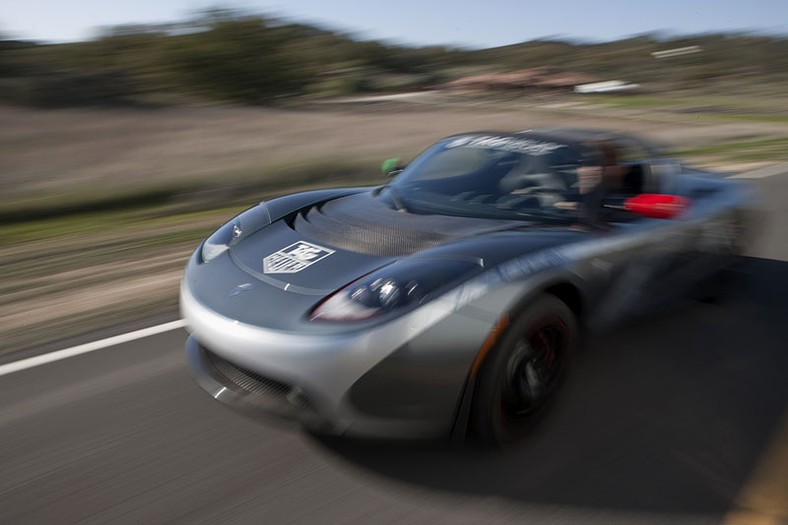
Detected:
left=387, top=134, right=588, bottom=221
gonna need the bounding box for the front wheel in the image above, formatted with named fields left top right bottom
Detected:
left=470, top=294, right=577, bottom=447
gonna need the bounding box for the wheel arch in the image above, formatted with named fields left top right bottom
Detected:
left=472, top=277, right=584, bottom=379
left=541, top=281, right=584, bottom=321
left=451, top=277, right=584, bottom=443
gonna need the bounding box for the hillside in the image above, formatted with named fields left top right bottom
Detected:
left=2, top=11, right=787, bottom=107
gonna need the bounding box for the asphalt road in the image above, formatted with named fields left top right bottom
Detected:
left=2, top=170, right=787, bottom=524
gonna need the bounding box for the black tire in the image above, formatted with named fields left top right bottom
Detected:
left=470, top=294, right=577, bottom=447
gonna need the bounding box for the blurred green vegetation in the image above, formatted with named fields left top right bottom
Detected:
left=675, top=137, right=788, bottom=162
left=2, top=10, right=787, bottom=107
left=470, top=34, right=788, bottom=92
left=0, top=9, right=462, bottom=106
left=0, top=156, right=381, bottom=225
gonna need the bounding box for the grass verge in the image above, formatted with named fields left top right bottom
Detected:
left=0, top=173, right=382, bottom=357
left=674, top=138, right=788, bottom=164
left=0, top=157, right=383, bottom=224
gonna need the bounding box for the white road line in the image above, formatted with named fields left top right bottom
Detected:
left=0, top=320, right=186, bottom=377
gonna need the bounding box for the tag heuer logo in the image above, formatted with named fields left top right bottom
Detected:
left=263, top=241, right=335, bottom=274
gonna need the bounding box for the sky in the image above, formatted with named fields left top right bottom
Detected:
left=2, top=0, right=788, bottom=48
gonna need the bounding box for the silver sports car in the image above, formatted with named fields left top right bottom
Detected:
left=181, top=129, right=756, bottom=446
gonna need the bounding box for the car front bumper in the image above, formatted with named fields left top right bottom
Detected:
left=181, top=278, right=501, bottom=439
left=185, top=335, right=332, bottom=431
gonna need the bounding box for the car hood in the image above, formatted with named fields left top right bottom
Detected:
left=292, top=192, right=524, bottom=257
left=228, top=191, right=584, bottom=295
left=230, top=219, right=392, bottom=295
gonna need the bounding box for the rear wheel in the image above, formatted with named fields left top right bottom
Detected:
left=470, top=295, right=577, bottom=447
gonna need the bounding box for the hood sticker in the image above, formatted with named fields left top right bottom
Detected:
left=263, top=241, right=335, bottom=274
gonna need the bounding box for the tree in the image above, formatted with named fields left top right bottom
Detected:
left=161, top=15, right=309, bottom=103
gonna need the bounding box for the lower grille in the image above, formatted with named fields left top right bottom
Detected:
left=204, top=349, right=314, bottom=410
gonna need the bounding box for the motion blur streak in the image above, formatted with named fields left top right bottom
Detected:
left=0, top=320, right=185, bottom=377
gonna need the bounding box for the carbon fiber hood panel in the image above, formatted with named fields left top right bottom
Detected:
left=293, top=192, right=520, bottom=256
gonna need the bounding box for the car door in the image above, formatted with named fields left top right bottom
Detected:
left=581, top=155, right=699, bottom=328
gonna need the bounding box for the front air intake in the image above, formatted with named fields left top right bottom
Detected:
left=205, top=349, right=314, bottom=411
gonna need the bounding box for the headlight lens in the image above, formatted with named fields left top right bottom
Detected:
left=200, top=203, right=272, bottom=263
left=310, top=258, right=481, bottom=322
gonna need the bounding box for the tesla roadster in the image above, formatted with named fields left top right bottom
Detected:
left=181, top=129, right=755, bottom=445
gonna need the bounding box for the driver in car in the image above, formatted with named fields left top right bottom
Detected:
left=559, top=140, right=641, bottom=222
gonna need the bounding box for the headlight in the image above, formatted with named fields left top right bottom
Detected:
left=310, top=258, right=481, bottom=322
left=200, top=203, right=272, bottom=263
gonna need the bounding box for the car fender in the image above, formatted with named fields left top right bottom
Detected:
left=448, top=267, right=588, bottom=442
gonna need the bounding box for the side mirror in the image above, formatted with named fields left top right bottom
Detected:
left=381, top=158, right=404, bottom=177
left=624, top=193, right=689, bottom=219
